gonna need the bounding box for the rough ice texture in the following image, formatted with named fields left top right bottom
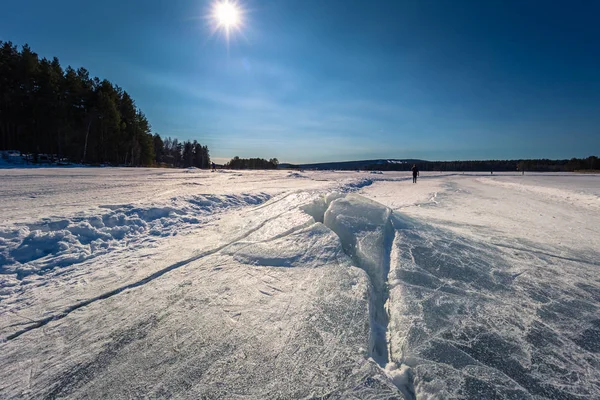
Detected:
left=0, top=168, right=599, bottom=399
left=0, top=193, right=270, bottom=280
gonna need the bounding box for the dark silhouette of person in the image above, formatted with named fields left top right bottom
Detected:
left=212, top=162, right=216, bottom=171
left=412, top=164, right=419, bottom=183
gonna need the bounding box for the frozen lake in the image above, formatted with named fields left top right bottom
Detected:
left=1, top=169, right=599, bottom=399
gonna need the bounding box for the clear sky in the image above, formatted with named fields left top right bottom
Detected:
left=1, top=0, right=599, bottom=163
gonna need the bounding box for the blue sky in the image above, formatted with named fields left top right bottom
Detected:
left=1, top=0, right=599, bottom=163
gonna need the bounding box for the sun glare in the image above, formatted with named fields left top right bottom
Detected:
left=209, top=0, right=244, bottom=43
left=216, top=2, right=239, bottom=28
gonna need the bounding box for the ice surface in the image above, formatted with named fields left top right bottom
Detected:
left=362, top=172, right=600, bottom=399
left=1, top=169, right=599, bottom=399
left=386, top=216, right=599, bottom=398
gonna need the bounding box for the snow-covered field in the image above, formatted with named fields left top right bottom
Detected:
left=1, top=168, right=599, bottom=399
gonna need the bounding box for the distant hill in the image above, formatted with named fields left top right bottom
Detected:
left=278, top=156, right=599, bottom=172
left=278, top=159, right=426, bottom=170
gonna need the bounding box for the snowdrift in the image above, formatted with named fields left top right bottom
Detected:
left=0, top=193, right=270, bottom=283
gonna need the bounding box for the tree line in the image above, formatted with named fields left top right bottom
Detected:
left=153, top=136, right=210, bottom=168
left=363, top=156, right=599, bottom=172
left=225, top=157, right=279, bottom=169
left=0, top=41, right=210, bottom=167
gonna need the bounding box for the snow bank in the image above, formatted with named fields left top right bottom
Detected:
left=0, top=193, right=270, bottom=281
left=0, top=151, right=85, bottom=169
left=287, top=172, right=308, bottom=179
left=0, top=151, right=24, bottom=168
left=341, top=178, right=373, bottom=191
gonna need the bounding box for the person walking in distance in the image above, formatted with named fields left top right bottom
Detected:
left=412, top=164, right=419, bottom=183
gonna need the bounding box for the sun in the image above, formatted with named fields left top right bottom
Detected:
left=209, top=0, right=244, bottom=43
left=214, top=1, right=240, bottom=29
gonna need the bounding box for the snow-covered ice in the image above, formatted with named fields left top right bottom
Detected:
left=1, top=169, right=599, bottom=399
